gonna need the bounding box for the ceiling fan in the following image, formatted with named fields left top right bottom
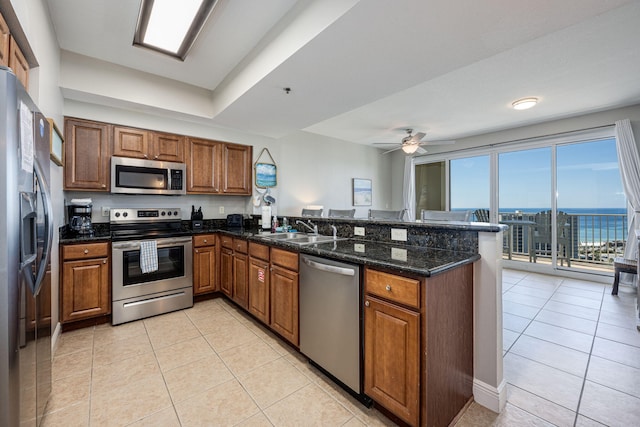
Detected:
left=374, top=129, right=455, bottom=155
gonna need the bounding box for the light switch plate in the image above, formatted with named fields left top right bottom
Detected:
left=219, top=206, right=225, bottom=214
left=391, top=228, right=407, bottom=241
left=102, top=207, right=109, bottom=217
left=391, top=247, right=407, bottom=262
left=354, top=243, right=365, bottom=252
left=354, top=226, right=365, bottom=236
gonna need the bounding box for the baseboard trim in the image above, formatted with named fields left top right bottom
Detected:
left=473, top=378, right=507, bottom=413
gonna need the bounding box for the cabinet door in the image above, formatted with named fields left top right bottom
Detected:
left=270, top=265, right=299, bottom=346
left=193, top=245, right=217, bottom=295
left=0, top=12, right=9, bottom=67
left=113, top=126, right=149, bottom=159
left=9, top=36, right=28, bottom=89
left=152, top=132, right=184, bottom=162
left=219, top=247, right=233, bottom=297
left=186, top=138, right=220, bottom=193
left=248, top=257, right=270, bottom=324
left=64, top=118, right=111, bottom=191
left=61, top=257, right=110, bottom=323
left=222, top=143, right=252, bottom=195
left=364, top=296, right=420, bottom=427
left=233, top=252, right=249, bottom=309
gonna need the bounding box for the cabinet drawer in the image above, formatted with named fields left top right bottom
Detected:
left=249, top=242, right=270, bottom=261
left=62, top=242, right=109, bottom=261
left=365, top=268, right=420, bottom=309
left=233, top=238, right=248, bottom=254
left=193, top=234, right=216, bottom=247
left=220, top=235, right=234, bottom=249
left=271, top=248, right=298, bottom=272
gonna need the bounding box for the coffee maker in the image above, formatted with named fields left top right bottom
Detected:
left=67, top=201, right=94, bottom=235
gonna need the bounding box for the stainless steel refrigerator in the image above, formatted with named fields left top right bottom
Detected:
left=0, top=66, right=53, bottom=426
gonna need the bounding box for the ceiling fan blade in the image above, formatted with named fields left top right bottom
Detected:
left=415, top=147, right=428, bottom=154
left=373, top=142, right=398, bottom=146
left=380, top=146, right=403, bottom=154
left=411, top=132, right=426, bottom=142
left=421, top=139, right=456, bottom=145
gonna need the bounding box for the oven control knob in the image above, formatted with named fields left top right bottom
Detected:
left=167, top=211, right=172, bottom=216
left=173, top=211, right=178, bottom=216
left=123, top=212, right=128, bottom=217
left=115, top=212, right=120, bottom=218
left=162, top=211, right=166, bottom=216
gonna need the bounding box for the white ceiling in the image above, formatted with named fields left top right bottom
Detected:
left=46, top=0, right=640, bottom=147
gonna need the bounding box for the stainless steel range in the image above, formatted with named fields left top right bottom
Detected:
left=110, top=208, right=193, bottom=325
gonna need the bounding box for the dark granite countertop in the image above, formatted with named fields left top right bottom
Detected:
left=60, top=224, right=480, bottom=277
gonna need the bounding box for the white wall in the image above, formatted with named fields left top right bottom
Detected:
left=63, top=100, right=394, bottom=222
left=10, top=0, right=64, bottom=338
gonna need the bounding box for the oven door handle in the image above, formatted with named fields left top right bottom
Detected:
left=112, top=236, right=192, bottom=250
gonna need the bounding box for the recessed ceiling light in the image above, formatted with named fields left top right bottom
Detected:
left=512, top=97, right=539, bottom=110
left=134, top=0, right=218, bottom=60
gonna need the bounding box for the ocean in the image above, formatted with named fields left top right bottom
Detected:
left=460, top=208, right=628, bottom=245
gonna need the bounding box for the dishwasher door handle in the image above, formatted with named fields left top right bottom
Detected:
left=303, top=257, right=355, bottom=276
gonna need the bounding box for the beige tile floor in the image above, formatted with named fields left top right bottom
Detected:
left=42, top=269, right=640, bottom=426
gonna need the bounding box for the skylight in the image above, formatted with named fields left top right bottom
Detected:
left=134, top=0, right=217, bottom=60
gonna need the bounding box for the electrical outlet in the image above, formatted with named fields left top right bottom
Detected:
left=354, top=226, right=365, bottom=236
left=102, top=207, right=110, bottom=217
left=391, top=228, right=407, bottom=241
left=219, top=206, right=224, bottom=214
left=391, top=247, right=408, bottom=262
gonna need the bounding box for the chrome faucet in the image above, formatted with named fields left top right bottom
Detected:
left=296, top=220, right=318, bottom=235
left=330, top=225, right=337, bottom=240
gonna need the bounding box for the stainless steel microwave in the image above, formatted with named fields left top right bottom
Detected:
left=111, top=157, right=186, bottom=195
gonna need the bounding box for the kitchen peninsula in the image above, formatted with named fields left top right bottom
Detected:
left=59, top=215, right=506, bottom=426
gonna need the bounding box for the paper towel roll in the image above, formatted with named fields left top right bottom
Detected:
left=261, top=205, right=272, bottom=229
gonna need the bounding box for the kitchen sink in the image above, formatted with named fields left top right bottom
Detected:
left=257, top=232, right=340, bottom=245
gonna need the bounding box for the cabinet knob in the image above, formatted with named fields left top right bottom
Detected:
left=154, top=155, right=159, bottom=160
left=84, top=249, right=89, bottom=254
left=101, top=184, right=106, bottom=188
left=365, top=301, right=370, bottom=307
left=385, top=284, right=392, bottom=291
left=203, top=239, right=207, bottom=244
left=195, top=249, right=199, bottom=253
left=143, top=154, right=148, bottom=159
left=102, top=259, right=106, bottom=264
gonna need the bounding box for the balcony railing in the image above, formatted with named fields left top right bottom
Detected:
left=497, top=211, right=627, bottom=271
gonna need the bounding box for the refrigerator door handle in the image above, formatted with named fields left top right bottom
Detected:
left=33, top=159, right=53, bottom=295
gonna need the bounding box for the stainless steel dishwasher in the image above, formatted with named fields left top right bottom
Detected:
left=299, top=254, right=365, bottom=399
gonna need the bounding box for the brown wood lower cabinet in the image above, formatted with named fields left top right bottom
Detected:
left=269, top=248, right=299, bottom=346
left=364, top=265, right=473, bottom=427
left=248, top=243, right=270, bottom=324
left=364, top=296, right=420, bottom=426
left=193, top=234, right=217, bottom=295
left=232, top=252, right=249, bottom=309
left=60, top=242, right=110, bottom=324
left=220, top=245, right=233, bottom=297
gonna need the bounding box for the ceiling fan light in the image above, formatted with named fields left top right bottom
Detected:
left=402, top=144, right=419, bottom=154
left=512, top=97, right=538, bottom=110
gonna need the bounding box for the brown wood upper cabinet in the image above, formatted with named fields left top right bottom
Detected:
left=0, top=12, right=9, bottom=67
left=9, top=36, right=28, bottom=90
left=113, top=126, right=184, bottom=163
left=186, top=138, right=252, bottom=195
left=222, top=143, right=252, bottom=194
left=64, top=118, right=111, bottom=191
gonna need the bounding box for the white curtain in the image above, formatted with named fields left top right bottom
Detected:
left=402, top=156, right=415, bottom=221
left=615, top=119, right=640, bottom=260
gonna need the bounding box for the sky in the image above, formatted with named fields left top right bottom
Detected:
left=449, top=138, right=626, bottom=210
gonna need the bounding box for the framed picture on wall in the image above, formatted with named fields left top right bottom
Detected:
left=352, top=178, right=372, bottom=206
left=48, top=118, right=64, bottom=166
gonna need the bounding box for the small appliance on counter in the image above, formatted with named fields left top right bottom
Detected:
left=190, top=205, right=203, bottom=230
left=227, top=214, right=244, bottom=229
left=67, top=198, right=94, bottom=235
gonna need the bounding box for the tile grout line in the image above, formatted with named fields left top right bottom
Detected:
left=570, top=284, right=606, bottom=427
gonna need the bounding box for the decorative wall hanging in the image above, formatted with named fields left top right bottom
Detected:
left=353, top=178, right=372, bottom=206
left=254, top=147, right=277, bottom=188
left=48, top=118, right=64, bottom=166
